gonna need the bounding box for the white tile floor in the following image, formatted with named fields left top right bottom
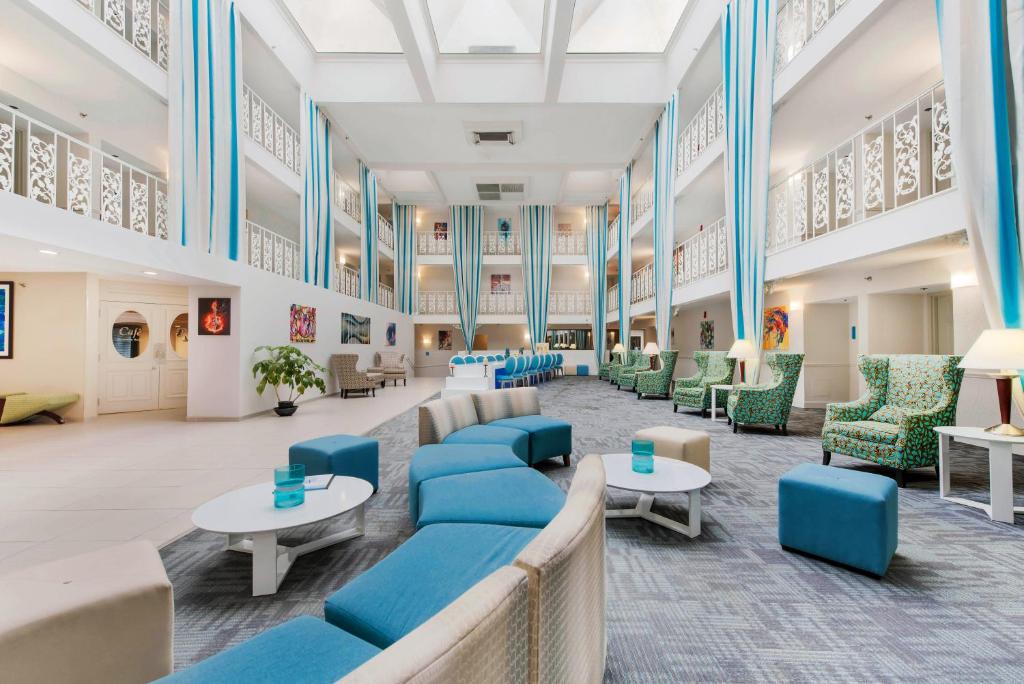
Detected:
left=0, top=377, right=443, bottom=573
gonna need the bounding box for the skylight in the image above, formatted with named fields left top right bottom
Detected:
left=425, top=0, right=546, bottom=54
left=567, top=0, right=689, bottom=54
left=282, top=0, right=402, bottom=53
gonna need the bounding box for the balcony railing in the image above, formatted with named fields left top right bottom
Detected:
left=607, top=284, right=619, bottom=313
left=483, top=230, right=520, bottom=255
left=241, top=85, right=301, bottom=176
left=607, top=215, right=620, bottom=248
left=416, top=290, right=591, bottom=316
left=378, top=282, right=394, bottom=309
left=418, top=290, right=456, bottom=314
left=548, top=291, right=591, bottom=315
left=674, top=217, right=729, bottom=286
left=377, top=213, right=394, bottom=250
left=334, top=175, right=361, bottom=222
left=554, top=231, right=587, bottom=256
left=246, top=220, right=299, bottom=280
left=767, top=81, right=953, bottom=255
left=336, top=264, right=360, bottom=298
left=677, top=82, right=724, bottom=176
left=480, top=291, right=526, bottom=315
left=0, top=102, right=169, bottom=240
left=75, top=0, right=169, bottom=70
left=775, top=0, right=851, bottom=75
left=631, top=262, right=655, bottom=304
left=630, top=183, right=654, bottom=227
left=417, top=231, right=453, bottom=255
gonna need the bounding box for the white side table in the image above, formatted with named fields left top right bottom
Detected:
left=709, top=384, right=733, bottom=422
left=935, top=426, right=1024, bottom=524
left=602, top=453, right=711, bottom=537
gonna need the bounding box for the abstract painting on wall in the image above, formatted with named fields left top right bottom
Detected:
left=290, top=304, right=317, bottom=343
left=197, top=298, right=230, bottom=335
left=490, top=274, right=511, bottom=293
left=699, top=320, right=714, bottom=350
left=433, top=221, right=448, bottom=240
left=438, top=329, right=452, bottom=350
left=340, top=313, right=370, bottom=344
left=497, top=217, right=512, bottom=241
left=385, top=322, right=397, bottom=346
left=763, top=305, right=790, bottom=350
left=0, top=281, right=12, bottom=359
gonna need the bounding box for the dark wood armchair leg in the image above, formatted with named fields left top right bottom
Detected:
left=673, top=404, right=677, bottom=413
left=782, top=424, right=788, bottom=436
left=732, top=422, right=738, bottom=434
left=38, top=410, right=66, bottom=424
left=934, top=464, right=940, bottom=479
left=822, top=450, right=831, bottom=465
left=896, top=469, right=907, bottom=488
left=562, top=454, right=571, bottom=467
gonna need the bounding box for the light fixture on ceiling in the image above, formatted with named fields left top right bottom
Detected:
left=38, top=249, right=58, bottom=256
left=79, top=112, right=88, bottom=119
left=864, top=114, right=873, bottom=121
left=8, top=104, right=18, bottom=110
left=143, top=270, right=158, bottom=276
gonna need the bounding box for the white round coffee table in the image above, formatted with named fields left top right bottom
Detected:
left=192, top=476, right=373, bottom=596
left=602, top=453, right=711, bottom=538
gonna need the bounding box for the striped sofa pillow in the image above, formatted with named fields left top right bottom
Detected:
left=472, top=387, right=541, bottom=424
left=418, top=395, right=480, bottom=445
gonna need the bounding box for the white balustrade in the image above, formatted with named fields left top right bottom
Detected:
left=607, top=215, right=620, bottom=249
left=334, top=175, right=361, bottom=222
left=553, top=231, right=587, bottom=256
left=607, top=284, right=619, bottom=313
left=246, top=221, right=300, bottom=280
left=673, top=217, right=729, bottom=286
left=75, top=0, right=169, bottom=70
left=548, top=291, right=591, bottom=315
left=479, top=291, right=526, bottom=315
left=630, top=183, right=654, bottom=227
left=767, top=81, right=953, bottom=254
left=241, top=85, right=301, bottom=176
left=418, top=290, right=457, bottom=314
left=483, top=230, right=520, bottom=255
left=378, top=282, right=394, bottom=309
left=416, top=231, right=453, bottom=255
left=0, top=102, right=169, bottom=239
left=775, top=0, right=851, bottom=75
left=677, top=82, right=724, bottom=176
left=377, top=214, right=394, bottom=250
left=631, top=262, right=655, bottom=304
left=336, top=264, right=360, bottom=298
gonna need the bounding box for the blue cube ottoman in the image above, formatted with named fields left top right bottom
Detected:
left=779, top=463, right=898, bottom=576
left=289, top=435, right=380, bottom=492
left=408, top=444, right=525, bottom=524
left=487, top=415, right=572, bottom=466
left=577, top=364, right=589, bottom=376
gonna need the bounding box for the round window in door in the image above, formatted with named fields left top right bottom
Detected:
left=111, top=310, right=149, bottom=359
left=169, top=313, right=189, bottom=359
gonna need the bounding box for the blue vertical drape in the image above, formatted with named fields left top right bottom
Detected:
left=359, top=161, right=379, bottom=303
left=653, top=94, right=678, bottom=351
left=393, top=203, right=417, bottom=315
left=451, top=205, right=484, bottom=351
left=169, top=0, right=242, bottom=259
left=617, top=164, right=633, bottom=345
left=301, top=96, right=332, bottom=288
left=520, top=205, right=554, bottom=351
left=586, top=203, right=609, bottom=367
left=722, top=0, right=777, bottom=362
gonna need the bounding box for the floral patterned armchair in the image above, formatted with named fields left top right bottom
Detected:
left=822, top=354, right=964, bottom=486
left=636, top=350, right=679, bottom=399
left=609, top=350, right=641, bottom=386
left=727, top=352, right=804, bottom=433
left=672, top=351, right=735, bottom=416
left=616, top=351, right=651, bottom=390
left=598, top=350, right=620, bottom=380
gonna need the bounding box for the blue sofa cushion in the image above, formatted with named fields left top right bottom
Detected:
left=289, top=434, right=380, bottom=492
left=324, top=523, right=539, bottom=648
left=417, top=468, right=565, bottom=529
left=409, top=444, right=526, bottom=524
left=442, top=424, right=530, bottom=463
left=778, top=463, right=898, bottom=576
left=157, top=616, right=380, bottom=683
left=489, top=415, right=572, bottom=465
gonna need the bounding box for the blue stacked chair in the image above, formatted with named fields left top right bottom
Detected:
left=555, top=353, right=564, bottom=377
left=450, top=356, right=465, bottom=374
left=528, top=356, right=541, bottom=385
left=498, top=357, right=516, bottom=388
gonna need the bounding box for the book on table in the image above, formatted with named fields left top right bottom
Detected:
left=304, top=474, right=335, bottom=491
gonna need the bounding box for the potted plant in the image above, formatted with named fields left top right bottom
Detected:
left=251, top=345, right=327, bottom=416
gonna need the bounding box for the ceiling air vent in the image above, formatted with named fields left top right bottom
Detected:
left=475, top=180, right=527, bottom=202
left=464, top=121, right=522, bottom=147
left=500, top=183, right=524, bottom=194
left=472, top=130, right=516, bottom=145
left=468, top=45, right=516, bottom=54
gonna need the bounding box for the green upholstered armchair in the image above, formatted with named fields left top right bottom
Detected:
left=0, top=392, right=80, bottom=425
left=603, top=350, right=625, bottom=382
left=609, top=350, right=640, bottom=386
left=672, top=351, right=735, bottom=417
left=822, top=354, right=964, bottom=486
left=598, top=350, right=620, bottom=380
left=616, top=351, right=650, bottom=390
left=727, top=352, right=804, bottom=433
left=636, top=350, right=679, bottom=399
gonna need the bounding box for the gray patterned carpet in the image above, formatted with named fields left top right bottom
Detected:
left=162, top=377, right=1024, bottom=682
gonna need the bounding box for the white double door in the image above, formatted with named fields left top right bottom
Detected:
left=99, top=303, right=189, bottom=414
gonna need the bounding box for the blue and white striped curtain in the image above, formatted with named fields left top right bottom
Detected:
left=936, top=0, right=1024, bottom=411
left=722, top=0, right=777, bottom=363
left=301, top=96, right=332, bottom=288
left=451, top=205, right=484, bottom=351
left=520, top=205, right=554, bottom=351
left=653, top=94, right=679, bottom=350
left=168, top=0, right=243, bottom=258
left=617, top=164, right=633, bottom=344
left=586, top=203, right=609, bottom=366
left=359, top=161, right=379, bottom=303
left=393, top=203, right=417, bottom=315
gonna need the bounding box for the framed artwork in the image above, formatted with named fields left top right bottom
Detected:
left=433, top=221, right=448, bottom=240
left=557, top=222, right=572, bottom=233
left=438, top=329, right=452, bottom=350
left=763, top=305, right=790, bottom=350
left=197, top=298, right=230, bottom=335
left=386, top=322, right=397, bottom=346
left=290, top=304, right=317, bottom=343
left=630, top=332, right=644, bottom=350
left=340, top=313, right=370, bottom=344
left=0, top=281, right=12, bottom=359
left=490, top=274, right=511, bottom=293
left=497, top=217, right=512, bottom=240
left=699, top=320, right=714, bottom=350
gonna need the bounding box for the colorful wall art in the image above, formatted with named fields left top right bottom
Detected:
left=497, top=217, right=512, bottom=240
left=699, top=320, right=714, bottom=350
left=490, top=274, right=511, bottom=293
left=0, top=281, right=12, bottom=359
left=340, top=313, right=370, bottom=344
left=438, top=329, right=452, bottom=350
left=197, top=298, right=230, bottom=335
left=385, top=322, right=397, bottom=346
left=433, top=221, right=448, bottom=240
left=763, top=305, right=790, bottom=350
left=290, top=304, right=317, bottom=343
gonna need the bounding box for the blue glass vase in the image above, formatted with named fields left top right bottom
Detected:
left=631, top=439, right=655, bottom=474
left=274, top=464, right=306, bottom=509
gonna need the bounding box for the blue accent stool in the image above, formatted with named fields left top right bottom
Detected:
left=489, top=415, right=572, bottom=465
left=408, top=445, right=526, bottom=524
left=442, top=424, right=530, bottom=463
left=156, top=616, right=380, bottom=683
left=324, top=523, right=539, bottom=648
left=779, top=463, right=898, bottom=576
left=577, top=364, right=589, bottom=376
left=417, top=468, right=565, bottom=529
left=289, top=435, right=380, bottom=492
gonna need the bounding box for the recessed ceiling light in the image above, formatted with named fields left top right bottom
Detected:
left=38, top=249, right=58, bottom=255
left=143, top=270, right=158, bottom=276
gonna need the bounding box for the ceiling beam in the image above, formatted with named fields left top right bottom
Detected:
left=542, top=0, right=575, bottom=102
left=384, top=0, right=436, bottom=103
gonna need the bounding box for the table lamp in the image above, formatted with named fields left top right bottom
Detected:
left=643, top=342, right=660, bottom=370
left=727, top=339, right=758, bottom=384
left=611, top=342, right=624, bottom=362
left=958, top=328, right=1024, bottom=437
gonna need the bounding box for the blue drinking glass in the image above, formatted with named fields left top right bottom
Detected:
left=274, top=464, right=306, bottom=509
left=631, top=439, right=655, bottom=474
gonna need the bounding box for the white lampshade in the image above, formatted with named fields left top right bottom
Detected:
left=959, top=329, right=1024, bottom=372
left=727, top=339, right=758, bottom=359
left=642, top=342, right=660, bottom=355
left=611, top=342, right=625, bottom=353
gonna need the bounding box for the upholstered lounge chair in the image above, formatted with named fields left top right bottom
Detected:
left=821, top=354, right=964, bottom=487
left=618, top=351, right=656, bottom=391
left=610, top=350, right=641, bottom=387
left=673, top=351, right=735, bottom=417
left=368, top=351, right=407, bottom=386
left=635, top=350, right=679, bottom=399
left=727, top=352, right=804, bottom=434
left=598, top=351, right=618, bottom=380
left=0, top=392, right=80, bottom=425
left=332, top=354, right=380, bottom=398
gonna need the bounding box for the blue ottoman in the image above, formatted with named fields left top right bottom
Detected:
left=416, top=468, right=565, bottom=529
left=779, top=463, right=898, bottom=576
left=488, top=415, right=572, bottom=466
left=442, top=424, right=530, bottom=463
left=289, top=435, right=379, bottom=492
left=577, top=364, right=589, bottom=376
left=408, top=444, right=526, bottom=524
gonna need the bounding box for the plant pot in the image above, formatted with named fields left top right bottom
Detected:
left=274, top=401, right=298, bottom=417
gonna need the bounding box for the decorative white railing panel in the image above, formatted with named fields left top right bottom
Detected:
left=554, top=231, right=587, bottom=256
left=336, top=264, right=360, bottom=298
left=417, top=231, right=453, bottom=255
left=242, top=85, right=301, bottom=176
left=673, top=217, right=729, bottom=286
left=607, top=215, right=620, bottom=249
left=75, top=0, right=169, bottom=70
left=479, top=291, right=526, bottom=315
left=246, top=220, right=299, bottom=280
left=767, top=82, right=953, bottom=254
left=418, top=290, right=457, bottom=314
left=548, top=290, right=591, bottom=315
left=483, top=230, right=521, bottom=255
left=334, top=174, right=361, bottom=222
left=377, top=213, right=394, bottom=250
left=607, top=284, right=619, bottom=313
left=630, top=183, right=654, bottom=227
left=631, top=262, right=655, bottom=304
left=677, top=82, right=724, bottom=176
left=378, top=282, right=394, bottom=309
left=775, top=0, right=850, bottom=75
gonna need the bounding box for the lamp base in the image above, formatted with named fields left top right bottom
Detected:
left=984, top=423, right=1024, bottom=437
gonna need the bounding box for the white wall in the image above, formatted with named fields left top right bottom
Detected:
left=669, top=296, right=734, bottom=379
left=802, top=303, right=852, bottom=407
